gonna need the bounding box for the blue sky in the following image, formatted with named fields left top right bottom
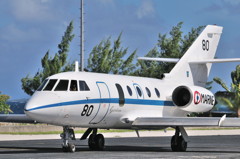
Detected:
left=0, top=0, right=240, bottom=99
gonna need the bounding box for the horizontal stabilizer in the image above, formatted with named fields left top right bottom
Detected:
left=138, top=57, right=179, bottom=63
left=189, top=58, right=240, bottom=64
left=132, top=116, right=240, bottom=128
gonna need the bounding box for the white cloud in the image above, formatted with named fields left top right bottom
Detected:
left=0, top=24, right=41, bottom=42
left=136, top=0, right=155, bottom=19
left=10, top=0, right=53, bottom=21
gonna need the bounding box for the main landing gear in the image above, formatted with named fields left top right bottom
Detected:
left=171, top=126, right=188, bottom=152
left=88, top=128, right=105, bottom=151
left=61, top=126, right=76, bottom=152
left=60, top=126, right=187, bottom=152
left=80, top=128, right=105, bottom=151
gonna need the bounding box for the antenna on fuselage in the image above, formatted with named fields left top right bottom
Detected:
left=75, top=61, right=79, bottom=72
left=80, top=0, right=85, bottom=72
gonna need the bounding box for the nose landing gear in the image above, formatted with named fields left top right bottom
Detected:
left=61, top=126, right=76, bottom=152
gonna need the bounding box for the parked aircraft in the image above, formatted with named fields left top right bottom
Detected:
left=1, top=25, right=240, bottom=153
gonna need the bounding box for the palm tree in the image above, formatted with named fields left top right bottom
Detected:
left=213, top=65, right=240, bottom=117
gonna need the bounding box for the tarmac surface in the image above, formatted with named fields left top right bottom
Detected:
left=0, top=131, right=240, bottom=159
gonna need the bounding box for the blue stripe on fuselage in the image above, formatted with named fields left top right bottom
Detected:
left=25, top=98, right=174, bottom=111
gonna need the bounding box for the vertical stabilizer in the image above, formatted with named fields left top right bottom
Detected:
left=168, top=25, right=223, bottom=87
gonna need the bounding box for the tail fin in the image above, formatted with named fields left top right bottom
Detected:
left=168, top=25, right=223, bottom=87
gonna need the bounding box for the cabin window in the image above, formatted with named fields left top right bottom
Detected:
left=70, top=80, right=78, bottom=91
left=155, top=88, right=160, bottom=98
left=127, top=86, right=132, bottom=96
left=54, top=80, right=69, bottom=91
left=145, top=87, right=151, bottom=97
left=136, top=86, right=142, bottom=97
left=43, top=79, right=57, bottom=91
left=115, top=84, right=125, bottom=106
left=37, top=79, right=48, bottom=91
left=79, top=81, right=90, bottom=91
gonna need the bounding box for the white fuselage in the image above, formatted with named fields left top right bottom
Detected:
left=24, top=71, right=189, bottom=129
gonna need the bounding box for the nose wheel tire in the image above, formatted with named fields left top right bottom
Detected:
left=88, top=133, right=105, bottom=151
left=61, top=126, right=76, bottom=153
left=62, top=143, right=76, bottom=153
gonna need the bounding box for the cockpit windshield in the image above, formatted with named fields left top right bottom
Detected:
left=43, top=79, right=57, bottom=91
left=54, top=80, right=69, bottom=91
left=37, top=79, right=90, bottom=92
left=37, top=79, right=49, bottom=91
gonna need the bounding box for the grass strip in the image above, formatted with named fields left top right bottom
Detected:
left=0, top=127, right=239, bottom=135
left=0, top=129, right=135, bottom=135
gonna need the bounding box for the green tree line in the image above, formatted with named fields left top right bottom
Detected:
left=0, top=92, right=11, bottom=114
left=214, top=65, right=240, bottom=117
left=21, top=21, right=204, bottom=95
left=21, top=21, right=75, bottom=95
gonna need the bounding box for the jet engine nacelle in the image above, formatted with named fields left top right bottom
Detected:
left=172, top=85, right=215, bottom=113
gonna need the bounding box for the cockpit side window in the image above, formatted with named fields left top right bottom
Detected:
left=79, top=81, right=90, bottom=91
left=70, top=80, right=78, bottom=91
left=43, top=79, right=57, bottom=91
left=37, top=79, right=48, bottom=91
left=54, top=80, right=69, bottom=91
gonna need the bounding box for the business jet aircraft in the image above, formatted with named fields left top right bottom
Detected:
left=2, top=25, right=240, bottom=153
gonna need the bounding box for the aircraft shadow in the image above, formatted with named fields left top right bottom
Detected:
left=0, top=137, right=240, bottom=154
left=0, top=146, right=62, bottom=154
left=0, top=144, right=240, bottom=154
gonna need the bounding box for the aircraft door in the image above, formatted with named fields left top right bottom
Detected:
left=115, top=83, right=125, bottom=107
left=133, top=83, right=144, bottom=99
left=89, top=82, right=110, bottom=124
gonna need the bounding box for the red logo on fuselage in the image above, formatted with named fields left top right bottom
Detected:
left=194, top=91, right=201, bottom=104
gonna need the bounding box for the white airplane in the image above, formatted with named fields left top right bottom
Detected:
left=2, top=25, right=240, bottom=153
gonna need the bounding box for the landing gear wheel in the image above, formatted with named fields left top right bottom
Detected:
left=95, top=134, right=105, bottom=151
left=88, top=134, right=96, bottom=150
left=62, top=143, right=76, bottom=153
left=171, top=135, right=178, bottom=151
left=61, top=126, right=76, bottom=153
left=178, top=136, right=187, bottom=152
left=88, top=133, right=105, bottom=151
left=171, top=135, right=187, bottom=152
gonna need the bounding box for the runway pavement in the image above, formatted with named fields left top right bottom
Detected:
left=0, top=130, right=240, bottom=159
left=1, top=128, right=240, bottom=141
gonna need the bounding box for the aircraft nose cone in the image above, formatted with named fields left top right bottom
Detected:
left=24, top=92, right=61, bottom=124
left=24, top=96, right=40, bottom=120
left=24, top=98, right=37, bottom=112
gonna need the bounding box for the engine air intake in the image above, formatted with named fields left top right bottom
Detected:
left=172, top=86, right=191, bottom=107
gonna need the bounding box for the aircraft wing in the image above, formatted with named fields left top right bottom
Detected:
left=0, top=114, right=36, bottom=123
left=132, top=116, right=240, bottom=129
